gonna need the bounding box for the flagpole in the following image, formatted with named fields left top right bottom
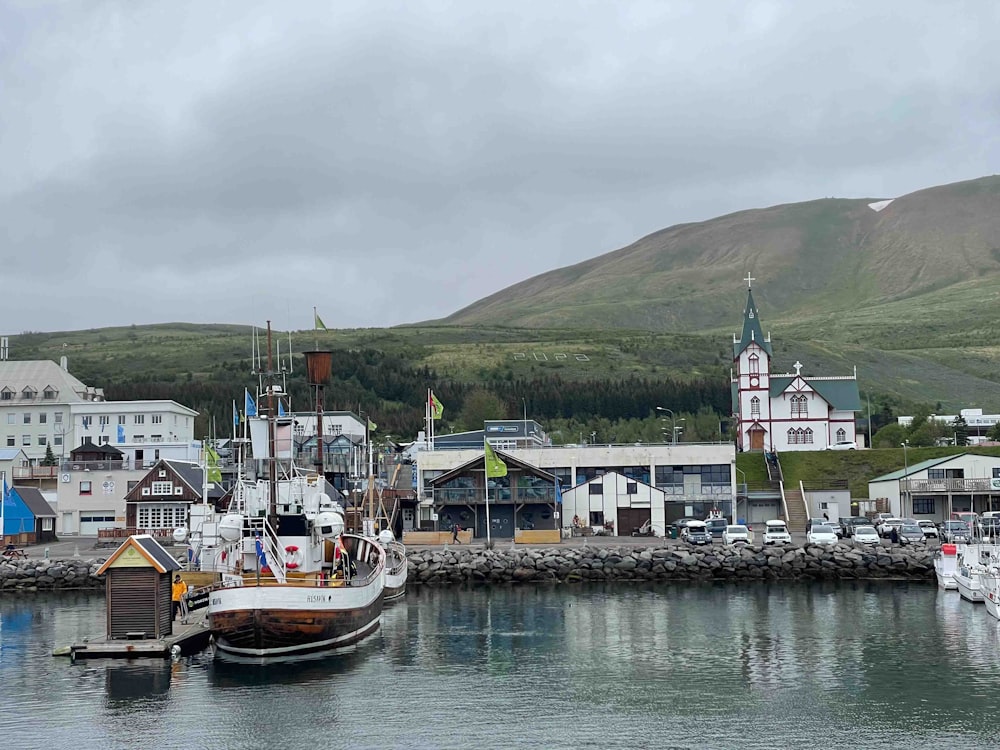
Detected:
left=484, top=450, right=492, bottom=547
left=1, top=471, right=6, bottom=547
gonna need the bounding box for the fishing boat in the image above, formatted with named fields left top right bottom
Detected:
left=953, top=543, right=1000, bottom=603
left=204, top=335, right=386, bottom=657
left=978, top=552, right=1000, bottom=620
left=934, top=543, right=959, bottom=590
left=377, top=531, right=408, bottom=601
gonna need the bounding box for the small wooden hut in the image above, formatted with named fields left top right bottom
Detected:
left=95, top=535, right=181, bottom=640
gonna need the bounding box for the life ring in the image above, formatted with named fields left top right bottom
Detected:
left=285, top=545, right=302, bottom=570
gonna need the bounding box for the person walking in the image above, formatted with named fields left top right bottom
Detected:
left=171, top=574, right=187, bottom=622
left=452, top=522, right=462, bottom=544
left=889, top=525, right=899, bottom=545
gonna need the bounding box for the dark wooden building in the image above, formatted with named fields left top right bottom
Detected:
left=95, top=535, right=181, bottom=639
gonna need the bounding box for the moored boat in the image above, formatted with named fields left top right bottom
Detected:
left=379, top=533, right=407, bottom=601
left=934, top=543, right=959, bottom=590
left=953, top=543, right=1000, bottom=603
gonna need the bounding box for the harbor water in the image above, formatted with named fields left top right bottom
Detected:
left=2, top=581, right=1000, bottom=749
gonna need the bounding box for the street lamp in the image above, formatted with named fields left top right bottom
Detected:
left=656, top=407, right=682, bottom=445
left=901, top=440, right=909, bottom=517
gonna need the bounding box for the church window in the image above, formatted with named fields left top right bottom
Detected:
left=803, top=428, right=814, bottom=444
left=748, top=354, right=759, bottom=375
left=750, top=397, right=760, bottom=418
left=787, top=428, right=798, bottom=444
left=836, top=428, right=846, bottom=442
left=791, top=395, right=808, bottom=418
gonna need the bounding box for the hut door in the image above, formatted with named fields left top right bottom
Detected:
left=749, top=429, right=765, bottom=451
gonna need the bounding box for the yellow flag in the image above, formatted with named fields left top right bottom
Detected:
left=429, top=391, right=444, bottom=420
left=484, top=440, right=507, bottom=478
left=206, top=446, right=222, bottom=484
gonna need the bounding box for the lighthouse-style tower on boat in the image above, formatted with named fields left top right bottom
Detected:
left=731, top=276, right=861, bottom=452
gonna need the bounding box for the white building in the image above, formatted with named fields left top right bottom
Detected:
left=868, top=453, right=1000, bottom=520
left=731, top=282, right=861, bottom=452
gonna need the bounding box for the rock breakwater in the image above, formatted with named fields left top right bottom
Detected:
left=408, top=543, right=936, bottom=584
left=0, top=559, right=106, bottom=592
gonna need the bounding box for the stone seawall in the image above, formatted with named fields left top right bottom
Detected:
left=0, top=559, right=106, bottom=592
left=408, top=543, right=937, bottom=584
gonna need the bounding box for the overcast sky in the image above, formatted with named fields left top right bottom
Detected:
left=2, top=1, right=998, bottom=334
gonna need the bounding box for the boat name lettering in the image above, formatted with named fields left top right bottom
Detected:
left=307, top=595, right=327, bottom=602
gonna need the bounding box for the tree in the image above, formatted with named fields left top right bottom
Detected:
left=41, top=444, right=57, bottom=467
left=951, top=415, right=970, bottom=446
left=871, top=423, right=906, bottom=449
left=458, top=389, right=507, bottom=430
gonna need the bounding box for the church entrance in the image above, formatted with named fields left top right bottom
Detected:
left=749, top=428, right=765, bottom=451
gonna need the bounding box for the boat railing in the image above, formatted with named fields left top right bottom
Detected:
left=386, top=540, right=407, bottom=576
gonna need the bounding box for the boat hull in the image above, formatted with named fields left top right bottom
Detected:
left=210, top=581, right=384, bottom=657
left=383, top=541, right=408, bottom=602
left=934, top=557, right=957, bottom=590
left=954, top=572, right=984, bottom=603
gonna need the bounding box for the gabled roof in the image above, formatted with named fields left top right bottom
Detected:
left=564, top=470, right=666, bottom=495
left=12, top=486, right=56, bottom=518
left=734, top=288, right=773, bottom=358
left=0, top=448, right=26, bottom=461
left=770, top=376, right=861, bottom=412
left=427, top=449, right=556, bottom=486
left=125, top=459, right=226, bottom=501
left=869, top=454, right=959, bottom=482
left=0, top=360, right=92, bottom=402
left=96, top=534, right=181, bottom=576
left=71, top=438, right=124, bottom=457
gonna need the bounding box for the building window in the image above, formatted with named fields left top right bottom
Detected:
left=152, top=415, right=162, bottom=424
left=133, top=435, right=144, bottom=442
left=38, top=436, right=47, bottom=446
left=331, top=424, right=343, bottom=436
left=589, top=484, right=603, bottom=495
left=80, top=481, right=92, bottom=495
left=749, top=353, right=759, bottom=375
left=137, top=504, right=187, bottom=530
left=836, top=428, right=846, bottom=442
left=21, top=388, right=36, bottom=400
left=42, top=518, right=54, bottom=531
left=23, top=413, right=31, bottom=424
left=626, top=482, right=638, bottom=495
left=39, top=413, right=47, bottom=425
left=43, top=388, right=57, bottom=400
left=790, top=395, right=808, bottom=418
left=99, top=436, right=109, bottom=445
left=589, top=511, right=604, bottom=526
left=134, top=415, right=145, bottom=425
left=5, top=436, right=13, bottom=447
left=54, top=412, right=63, bottom=424
left=6, top=414, right=14, bottom=425
left=151, top=481, right=173, bottom=495
left=912, top=498, right=935, bottom=514
left=0, top=388, right=12, bottom=401
left=53, top=435, right=62, bottom=446
left=750, top=396, right=760, bottom=418
left=21, top=434, right=30, bottom=446
left=99, top=415, right=110, bottom=426
left=118, top=415, right=126, bottom=425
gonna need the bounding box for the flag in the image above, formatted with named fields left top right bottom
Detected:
left=101, top=421, right=106, bottom=433
left=315, top=310, right=327, bottom=330
left=484, top=440, right=507, bottom=478
left=368, top=418, right=377, bottom=431
left=117, top=424, right=125, bottom=444
left=232, top=401, right=239, bottom=428
left=429, top=391, right=444, bottom=420
left=206, top=446, right=222, bottom=484
left=255, top=534, right=268, bottom=570
left=245, top=389, right=257, bottom=417
left=82, top=416, right=91, bottom=431
left=278, top=400, right=286, bottom=417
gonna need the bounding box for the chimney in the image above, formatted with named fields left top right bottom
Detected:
left=1, top=336, right=8, bottom=361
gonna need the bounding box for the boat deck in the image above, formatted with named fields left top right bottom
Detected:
left=62, top=612, right=213, bottom=661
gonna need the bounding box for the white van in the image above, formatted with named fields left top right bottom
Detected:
left=763, top=520, right=791, bottom=545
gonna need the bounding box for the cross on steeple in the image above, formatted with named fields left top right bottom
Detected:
left=744, top=273, right=755, bottom=289
left=793, top=361, right=803, bottom=375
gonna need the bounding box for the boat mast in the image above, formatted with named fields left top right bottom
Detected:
left=266, top=322, right=277, bottom=521
left=303, top=350, right=333, bottom=484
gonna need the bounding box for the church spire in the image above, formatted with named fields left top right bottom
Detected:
left=733, top=280, right=772, bottom=358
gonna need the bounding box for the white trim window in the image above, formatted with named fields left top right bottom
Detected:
left=790, top=395, right=808, bottom=418
left=151, top=481, right=174, bottom=495
left=137, top=504, right=187, bottom=530
left=750, top=396, right=760, bottom=418
left=836, top=428, right=846, bottom=442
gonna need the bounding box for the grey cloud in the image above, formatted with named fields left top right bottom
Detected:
left=2, top=1, right=999, bottom=332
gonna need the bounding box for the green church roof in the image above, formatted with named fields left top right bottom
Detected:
left=733, top=288, right=773, bottom=359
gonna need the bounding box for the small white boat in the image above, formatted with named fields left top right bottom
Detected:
left=953, top=543, right=1000, bottom=603
left=978, top=567, right=1000, bottom=620
left=934, top=543, right=959, bottom=590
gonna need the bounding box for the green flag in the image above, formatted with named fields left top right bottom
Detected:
left=315, top=310, right=327, bottom=330
left=484, top=440, right=507, bottom=478
left=206, top=446, right=222, bottom=484
left=368, top=418, right=377, bottom=431
left=429, top=391, right=444, bottom=420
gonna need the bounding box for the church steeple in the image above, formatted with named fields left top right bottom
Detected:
left=733, top=276, right=772, bottom=358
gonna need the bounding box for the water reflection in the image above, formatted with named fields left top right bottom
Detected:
left=3, top=584, right=1000, bottom=749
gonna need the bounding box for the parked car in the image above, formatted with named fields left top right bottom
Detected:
left=941, top=520, right=971, bottom=544
left=873, top=512, right=895, bottom=526
left=722, top=524, right=752, bottom=545
left=763, top=520, right=791, bottom=545
left=852, top=525, right=881, bottom=545
left=916, top=520, right=940, bottom=539
left=807, top=524, right=839, bottom=545
left=685, top=521, right=713, bottom=546
left=810, top=517, right=843, bottom=538
left=980, top=517, right=1000, bottom=541
left=826, top=440, right=857, bottom=450
left=841, top=516, right=871, bottom=538
left=705, top=517, right=729, bottom=539
left=673, top=517, right=700, bottom=538
left=897, top=523, right=926, bottom=545
left=877, top=517, right=904, bottom=538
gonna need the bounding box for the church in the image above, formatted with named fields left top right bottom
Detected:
left=731, top=278, right=861, bottom=452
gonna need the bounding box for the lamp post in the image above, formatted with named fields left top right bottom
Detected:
left=656, top=407, right=681, bottom=445
left=901, top=440, right=909, bottom=517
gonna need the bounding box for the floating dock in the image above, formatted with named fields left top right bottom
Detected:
left=63, top=612, right=212, bottom=661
